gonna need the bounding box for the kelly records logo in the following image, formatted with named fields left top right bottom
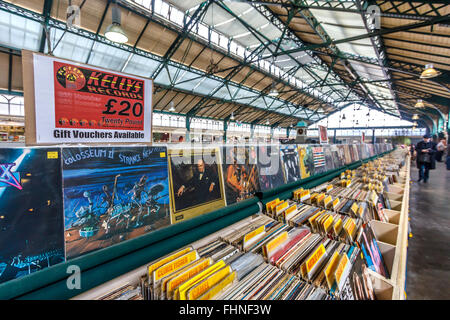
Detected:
left=55, top=65, right=86, bottom=91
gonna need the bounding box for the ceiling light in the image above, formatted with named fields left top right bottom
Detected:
left=342, top=114, right=346, bottom=120
left=420, top=64, right=439, bottom=79
left=415, top=99, right=425, bottom=108
left=266, top=120, right=270, bottom=125
left=168, top=101, right=175, bottom=112
left=412, top=114, right=419, bottom=120
left=268, top=82, right=279, bottom=97
left=105, top=4, right=128, bottom=44
left=230, top=112, right=235, bottom=121
left=413, top=121, right=418, bottom=126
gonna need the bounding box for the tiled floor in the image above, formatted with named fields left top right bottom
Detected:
left=406, top=160, right=450, bottom=299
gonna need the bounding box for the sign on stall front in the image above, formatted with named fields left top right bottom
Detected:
left=22, top=51, right=152, bottom=144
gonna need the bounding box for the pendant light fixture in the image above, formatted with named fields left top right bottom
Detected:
left=412, top=114, right=419, bottom=120
left=168, top=101, right=175, bottom=112
left=105, top=2, right=128, bottom=44
left=420, top=64, right=439, bottom=79
left=266, top=119, right=270, bottom=125
left=415, top=99, right=425, bottom=108
left=230, top=112, right=235, bottom=121
left=268, top=82, right=279, bottom=97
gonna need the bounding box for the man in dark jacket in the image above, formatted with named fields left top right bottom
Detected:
left=416, top=134, right=437, bottom=183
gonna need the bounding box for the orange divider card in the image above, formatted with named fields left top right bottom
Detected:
left=242, top=225, right=266, bottom=250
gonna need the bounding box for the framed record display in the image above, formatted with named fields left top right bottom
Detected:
left=222, top=146, right=260, bottom=205
left=257, top=145, right=285, bottom=192
left=62, top=146, right=170, bottom=259
left=280, top=145, right=301, bottom=183
left=0, top=148, right=64, bottom=284
left=168, top=147, right=225, bottom=223
left=323, top=146, right=335, bottom=171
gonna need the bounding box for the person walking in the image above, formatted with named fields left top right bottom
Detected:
left=436, top=138, right=446, bottom=162
left=416, top=134, right=437, bottom=183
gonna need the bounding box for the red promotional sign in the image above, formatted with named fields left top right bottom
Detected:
left=53, top=61, right=145, bottom=131
left=318, top=125, right=328, bottom=144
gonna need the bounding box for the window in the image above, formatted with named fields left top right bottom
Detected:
left=197, top=23, right=209, bottom=40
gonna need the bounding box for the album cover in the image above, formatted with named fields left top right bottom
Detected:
left=297, top=145, right=314, bottom=179
left=356, top=144, right=363, bottom=161
left=0, top=148, right=64, bottom=284
left=339, top=249, right=376, bottom=300
left=311, top=146, right=327, bottom=175
left=257, top=145, right=285, bottom=192
left=336, top=145, right=346, bottom=167
left=361, top=144, right=369, bottom=160
left=63, top=146, right=170, bottom=259
left=343, top=145, right=352, bottom=164
left=168, top=147, right=225, bottom=223
left=323, top=146, right=335, bottom=171
left=280, top=145, right=301, bottom=183
left=222, top=146, right=260, bottom=205
left=360, top=223, right=389, bottom=278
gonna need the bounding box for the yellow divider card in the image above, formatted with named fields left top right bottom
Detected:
left=306, top=243, right=327, bottom=279
left=350, top=202, right=359, bottom=216
left=275, top=201, right=289, bottom=215
left=284, top=205, right=297, bottom=219
left=198, top=271, right=237, bottom=300
left=243, top=225, right=265, bottom=248
left=263, top=231, right=288, bottom=258
left=153, top=250, right=198, bottom=283
left=324, top=251, right=340, bottom=289
left=166, top=258, right=212, bottom=299
left=175, top=260, right=226, bottom=300
left=266, top=198, right=279, bottom=213
left=335, top=254, right=350, bottom=291
left=148, top=247, right=192, bottom=278
left=186, top=265, right=232, bottom=300
left=300, top=190, right=310, bottom=202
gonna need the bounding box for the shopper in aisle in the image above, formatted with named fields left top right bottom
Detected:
left=415, top=134, right=437, bottom=183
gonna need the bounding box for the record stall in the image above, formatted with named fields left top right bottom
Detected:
left=0, top=51, right=405, bottom=300
left=70, top=148, right=410, bottom=301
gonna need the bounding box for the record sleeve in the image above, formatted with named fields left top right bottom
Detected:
left=168, top=147, right=225, bottom=223
left=62, top=146, right=170, bottom=259
left=280, top=145, right=301, bottom=183
left=222, top=146, right=260, bottom=205
left=257, top=145, right=285, bottom=191
left=0, top=148, right=64, bottom=284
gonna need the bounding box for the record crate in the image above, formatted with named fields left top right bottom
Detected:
left=367, top=154, right=410, bottom=300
